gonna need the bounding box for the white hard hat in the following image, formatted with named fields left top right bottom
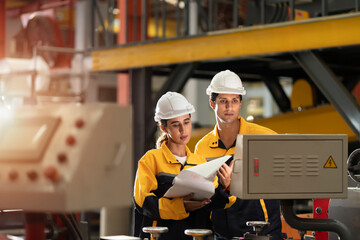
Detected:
left=206, top=70, right=246, bottom=96
left=154, top=92, right=195, bottom=122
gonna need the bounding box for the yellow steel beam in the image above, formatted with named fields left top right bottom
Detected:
left=92, top=13, right=360, bottom=71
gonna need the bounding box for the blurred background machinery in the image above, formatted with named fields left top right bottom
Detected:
left=0, top=0, right=359, bottom=239
left=0, top=103, right=133, bottom=240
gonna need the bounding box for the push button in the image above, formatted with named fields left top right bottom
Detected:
left=9, top=171, right=19, bottom=181
left=27, top=171, right=38, bottom=181
left=57, top=153, right=67, bottom=164
left=43, top=166, right=60, bottom=183
left=66, top=135, right=76, bottom=146
left=75, top=119, right=85, bottom=128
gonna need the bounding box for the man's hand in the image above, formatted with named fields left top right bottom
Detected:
left=217, top=161, right=234, bottom=189
left=183, top=193, right=211, bottom=212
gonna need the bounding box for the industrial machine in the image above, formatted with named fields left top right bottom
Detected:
left=231, top=134, right=350, bottom=240
left=327, top=148, right=360, bottom=240
left=0, top=103, right=133, bottom=239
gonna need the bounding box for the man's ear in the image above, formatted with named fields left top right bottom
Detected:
left=209, top=99, right=215, bottom=110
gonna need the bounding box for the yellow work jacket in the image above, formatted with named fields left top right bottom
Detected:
left=134, top=142, right=214, bottom=220
left=133, top=142, right=234, bottom=239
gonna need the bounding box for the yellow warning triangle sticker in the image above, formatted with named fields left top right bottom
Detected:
left=324, top=156, right=337, bottom=168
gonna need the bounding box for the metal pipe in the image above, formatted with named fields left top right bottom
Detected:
left=289, top=0, right=294, bottom=20
left=30, top=47, right=38, bottom=105
left=155, top=0, right=159, bottom=38
left=75, top=0, right=88, bottom=52
left=141, top=0, right=147, bottom=41
left=0, top=0, right=5, bottom=58
left=184, top=0, right=189, bottom=35
left=40, top=0, right=70, bottom=9
left=195, top=0, right=208, bottom=31
left=133, top=0, right=138, bottom=42
left=322, top=0, right=328, bottom=16
left=176, top=0, right=181, bottom=36
left=213, top=0, right=218, bottom=30
left=68, top=0, right=75, bottom=48
left=125, top=0, right=129, bottom=43
left=162, top=0, right=166, bottom=38
left=108, top=0, right=116, bottom=46
left=94, top=0, right=108, bottom=46
left=209, top=0, right=213, bottom=31
left=260, top=0, right=265, bottom=24
left=189, top=0, right=198, bottom=35
left=106, top=0, right=112, bottom=46
left=281, top=200, right=353, bottom=240
left=35, top=46, right=85, bottom=54
left=233, top=0, right=238, bottom=28
left=90, top=0, right=95, bottom=47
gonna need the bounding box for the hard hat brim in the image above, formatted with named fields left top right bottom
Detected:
left=154, top=107, right=195, bottom=122
left=206, top=87, right=246, bottom=96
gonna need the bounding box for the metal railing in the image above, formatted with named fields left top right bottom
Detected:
left=90, top=0, right=360, bottom=48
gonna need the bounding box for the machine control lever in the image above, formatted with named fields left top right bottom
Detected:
left=142, top=226, right=168, bottom=240
left=184, top=229, right=212, bottom=240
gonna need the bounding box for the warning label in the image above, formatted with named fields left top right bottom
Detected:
left=324, top=156, right=337, bottom=168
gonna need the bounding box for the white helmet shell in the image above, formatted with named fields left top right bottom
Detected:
left=206, top=70, right=246, bottom=96
left=154, top=92, right=195, bottom=122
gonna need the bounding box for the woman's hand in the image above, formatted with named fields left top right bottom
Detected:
left=183, top=193, right=211, bottom=212
left=217, top=161, right=234, bottom=190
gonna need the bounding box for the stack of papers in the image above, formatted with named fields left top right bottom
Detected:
left=164, top=155, right=231, bottom=200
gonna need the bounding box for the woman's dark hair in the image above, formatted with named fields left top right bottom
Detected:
left=156, top=119, right=168, bottom=149
left=210, top=92, right=242, bottom=103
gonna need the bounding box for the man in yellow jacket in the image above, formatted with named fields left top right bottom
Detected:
left=195, top=70, right=283, bottom=240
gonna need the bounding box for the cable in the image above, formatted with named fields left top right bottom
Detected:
left=59, top=214, right=81, bottom=240
left=274, top=3, right=283, bottom=23
left=270, top=3, right=280, bottom=23
left=69, top=213, right=83, bottom=240
left=280, top=2, right=289, bottom=22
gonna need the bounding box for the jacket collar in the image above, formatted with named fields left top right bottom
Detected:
left=161, top=141, right=193, bottom=164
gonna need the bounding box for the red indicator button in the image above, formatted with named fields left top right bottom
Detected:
left=43, top=166, right=59, bottom=183
left=9, top=171, right=19, bottom=181
left=66, top=135, right=76, bottom=146
left=75, top=119, right=85, bottom=128
left=57, top=153, right=67, bottom=164
left=254, top=158, right=259, bottom=176
left=27, top=171, right=38, bottom=181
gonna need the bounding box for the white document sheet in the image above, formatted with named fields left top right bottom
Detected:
left=164, top=155, right=231, bottom=200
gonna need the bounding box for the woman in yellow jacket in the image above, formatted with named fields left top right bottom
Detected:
left=133, top=92, right=234, bottom=240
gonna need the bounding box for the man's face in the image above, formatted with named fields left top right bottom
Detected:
left=210, top=94, right=242, bottom=124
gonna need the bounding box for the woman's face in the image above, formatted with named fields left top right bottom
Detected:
left=162, top=114, right=192, bottom=145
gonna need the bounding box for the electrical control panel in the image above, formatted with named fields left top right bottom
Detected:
left=231, top=134, right=348, bottom=199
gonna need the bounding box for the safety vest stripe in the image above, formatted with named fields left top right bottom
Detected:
left=260, top=199, right=269, bottom=222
